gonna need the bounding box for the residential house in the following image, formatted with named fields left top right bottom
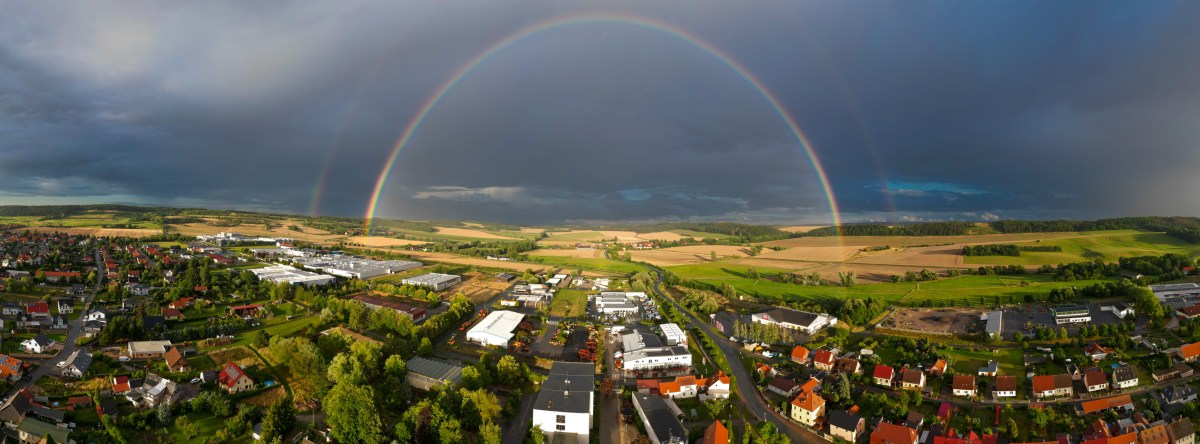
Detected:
left=1112, top=364, right=1138, bottom=389
left=791, top=345, right=810, bottom=365
left=871, top=422, right=919, bottom=444
left=1180, top=305, right=1200, bottom=320
left=789, top=388, right=825, bottom=428
left=698, top=420, right=729, bottom=444
left=768, top=377, right=801, bottom=398
left=835, top=357, right=861, bottom=375
left=1164, top=384, right=1198, bottom=405
left=531, top=361, right=595, bottom=440
left=828, top=410, right=865, bottom=442
left=0, top=388, right=32, bottom=426
left=658, top=375, right=701, bottom=399
left=1, top=301, right=20, bottom=316
left=1085, top=369, right=1110, bottom=392
left=162, top=308, right=185, bottom=321
left=994, top=376, right=1017, bottom=398
left=84, top=308, right=109, bottom=323
left=1178, top=343, right=1200, bottom=362
left=929, top=359, right=948, bottom=378
left=952, top=375, right=976, bottom=398
left=1153, top=362, right=1195, bottom=382
left=901, top=369, right=926, bottom=390
left=1169, top=419, right=1194, bottom=444
left=24, top=301, right=49, bottom=319
left=978, top=360, right=998, bottom=377
left=1085, top=343, right=1114, bottom=361
left=704, top=371, right=731, bottom=399
left=1143, top=425, right=1172, bottom=444
left=17, top=418, right=69, bottom=444
left=228, top=303, right=264, bottom=317
left=111, top=376, right=132, bottom=394
left=127, top=340, right=173, bottom=359
left=49, top=314, right=67, bottom=329
left=874, top=365, right=896, bottom=387
left=1032, top=374, right=1074, bottom=399
left=55, top=299, right=73, bottom=314
left=59, top=349, right=92, bottom=378
left=813, top=350, right=835, bottom=371
left=20, top=332, right=55, bottom=354
left=164, top=347, right=190, bottom=373
left=218, top=362, right=254, bottom=394
left=169, top=297, right=194, bottom=309
left=126, top=373, right=184, bottom=408
left=13, top=313, right=39, bottom=328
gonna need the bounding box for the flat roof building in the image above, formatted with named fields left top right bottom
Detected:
left=466, top=310, right=524, bottom=347
left=984, top=310, right=1003, bottom=338
left=406, top=357, right=464, bottom=391
left=532, top=362, right=595, bottom=443
left=127, top=340, right=174, bottom=360
left=633, top=392, right=687, bottom=444
left=402, top=273, right=462, bottom=291
left=1052, top=305, right=1091, bottom=324
left=291, top=255, right=422, bottom=279
left=250, top=265, right=335, bottom=287
left=751, top=307, right=838, bottom=334
left=659, top=323, right=687, bottom=346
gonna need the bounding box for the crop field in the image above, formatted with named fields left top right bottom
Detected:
left=962, top=231, right=1200, bottom=265
left=528, top=248, right=605, bottom=258
left=345, top=236, right=429, bottom=247
left=527, top=256, right=645, bottom=275
left=432, top=226, right=517, bottom=240
left=169, top=217, right=345, bottom=243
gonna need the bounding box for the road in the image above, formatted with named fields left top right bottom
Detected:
left=643, top=264, right=823, bottom=444
left=5, top=249, right=104, bottom=400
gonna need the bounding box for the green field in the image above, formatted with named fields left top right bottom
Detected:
left=0, top=212, right=162, bottom=229
left=541, top=231, right=606, bottom=242
left=668, top=229, right=736, bottom=240
left=549, top=289, right=588, bottom=317
left=667, top=262, right=1117, bottom=306
left=528, top=256, right=645, bottom=275
left=945, top=347, right=1024, bottom=377
left=963, top=231, right=1200, bottom=265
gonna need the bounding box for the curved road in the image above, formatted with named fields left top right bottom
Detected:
left=643, top=264, right=823, bottom=444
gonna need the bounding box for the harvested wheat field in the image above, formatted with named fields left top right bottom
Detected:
left=433, top=226, right=516, bottom=240
left=455, top=272, right=515, bottom=303
left=846, top=245, right=965, bottom=268
left=346, top=236, right=428, bottom=247
left=761, top=231, right=1115, bottom=249
left=629, top=245, right=751, bottom=266
left=519, top=227, right=546, bottom=234
left=635, top=231, right=687, bottom=241
left=528, top=249, right=604, bottom=258
left=756, top=246, right=863, bottom=262
left=171, top=219, right=346, bottom=243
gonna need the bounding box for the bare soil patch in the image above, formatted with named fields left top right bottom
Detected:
left=455, top=271, right=514, bottom=303
left=882, top=307, right=982, bottom=334
left=636, top=231, right=687, bottom=241
left=757, top=246, right=861, bottom=262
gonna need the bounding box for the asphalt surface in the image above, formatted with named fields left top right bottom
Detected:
left=5, top=249, right=103, bottom=401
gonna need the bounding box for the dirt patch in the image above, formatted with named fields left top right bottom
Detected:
left=208, top=347, right=256, bottom=367
left=346, top=236, right=428, bottom=247
left=433, top=227, right=516, bottom=240
left=455, top=271, right=514, bottom=303
left=882, top=307, right=983, bottom=334
left=240, top=386, right=286, bottom=407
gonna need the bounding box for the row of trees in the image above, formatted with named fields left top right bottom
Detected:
left=962, top=244, right=1020, bottom=256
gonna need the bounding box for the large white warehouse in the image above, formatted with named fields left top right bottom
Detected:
left=465, top=310, right=524, bottom=347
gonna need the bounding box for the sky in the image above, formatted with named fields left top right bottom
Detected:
left=2, top=1, right=1199, bottom=225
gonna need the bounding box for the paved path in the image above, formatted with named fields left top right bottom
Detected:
left=502, top=392, right=536, bottom=444
left=5, top=249, right=103, bottom=401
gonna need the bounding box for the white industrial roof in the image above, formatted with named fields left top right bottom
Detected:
left=467, top=310, right=525, bottom=342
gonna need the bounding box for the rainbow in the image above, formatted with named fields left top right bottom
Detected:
left=362, top=13, right=842, bottom=235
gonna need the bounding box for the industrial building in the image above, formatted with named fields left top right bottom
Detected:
left=659, top=323, right=687, bottom=346
left=751, top=307, right=838, bottom=334
left=291, top=255, right=422, bottom=279
left=466, top=310, right=525, bottom=347
left=406, top=357, right=465, bottom=391
left=984, top=310, right=1003, bottom=339
left=1052, top=305, right=1092, bottom=324
left=1151, top=283, right=1200, bottom=301
left=351, top=294, right=428, bottom=323
left=250, top=265, right=335, bottom=287
left=620, top=328, right=692, bottom=374
left=402, top=273, right=462, bottom=291
left=592, top=292, right=643, bottom=317
left=532, top=362, right=595, bottom=443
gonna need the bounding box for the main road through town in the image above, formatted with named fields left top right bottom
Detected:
left=644, top=264, right=824, bottom=444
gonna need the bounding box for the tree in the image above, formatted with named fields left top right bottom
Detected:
left=418, top=337, right=433, bottom=356
left=480, top=420, right=502, bottom=444
left=529, top=426, right=546, bottom=444
left=324, top=384, right=383, bottom=444
left=157, top=402, right=173, bottom=425
left=254, top=329, right=272, bottom=348
left=497, top=355, right=523, bottom=385
left=261, top=395, right=296, bottom=442
left=327, top=353, right=366, bottom=386
left=710, top=251, right=717, bottom=262
left=1008, top=417, right=1020, bottom=439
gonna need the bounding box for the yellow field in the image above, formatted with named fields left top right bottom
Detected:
left=345, top=236, right=428, bottom=247
left=776, top=225, right=826, bottom=233
left=528, top=249, right=604, bottom=258
left=22, top=227, right=161, bottom=237
left=628, top=245, right=751, bottom=266
left=171, top=218, right=346, bottom=243
left=635, top=231, right=687, bottom=241
left=433, top=227, right=517, bottom=240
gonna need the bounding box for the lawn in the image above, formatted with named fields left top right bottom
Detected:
left=549, top=289, right=588, bottom=318
left=189, top=354, right=220, bottom=371
left=667, top=262, right=1121, bottom=307
left=963, top=231, right=1200, bottom=266
left=166, top=412, right=254, bottom=444
left=945, top=347, right=1024, bottom=377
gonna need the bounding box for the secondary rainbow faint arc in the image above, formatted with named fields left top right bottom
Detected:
left=363, top=14, right=843, bottom=235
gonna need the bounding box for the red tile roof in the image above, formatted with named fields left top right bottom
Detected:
left=1180, top=342, right=1200, bottom=360
left=814, top=349, right=835, bottom=365
left=699, top=420, right=729, bottom=444
left=874, top=365, right=895, bottom=380
left=871, top=422, right=918, bottom=444
left=218, top=362, right=248, bottom=389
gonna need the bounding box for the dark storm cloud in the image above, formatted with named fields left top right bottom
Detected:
left=1, top=1, right=1198, bottom=224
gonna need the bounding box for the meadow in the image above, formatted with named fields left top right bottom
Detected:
left=963, top=231, right=1200, bottom=265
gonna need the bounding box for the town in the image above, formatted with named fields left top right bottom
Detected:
left=0, top=215, right=1199, bottom=444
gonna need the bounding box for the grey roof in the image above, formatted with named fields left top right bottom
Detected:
left=633, top=393, right=687, bottom=444
left=29, top=332, right=52, bottom=347
left=1113, top=364, right=1137, bottom=383
left=756, top=307, right=821, bottom=327
left=143, top=315, right=165, bottom=331
left=407, top=357, right=465, bottom=384
left=65, top=350, right=92, bottom=374
left=28, top=405, right=64, bottom=422
left=535, top=362, right=595, bottom=415
left=985, top=311, right=1003, bottom=334
left=402, top=273, right=460, bottom=286
left=1164, top=384, right=1196, bottom=404
left=828, top=410, right=863, bottom=432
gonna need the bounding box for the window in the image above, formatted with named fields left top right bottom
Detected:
left=556, top=415, right=565, bottom=423
left=556, top=425, right=566, bottom=431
